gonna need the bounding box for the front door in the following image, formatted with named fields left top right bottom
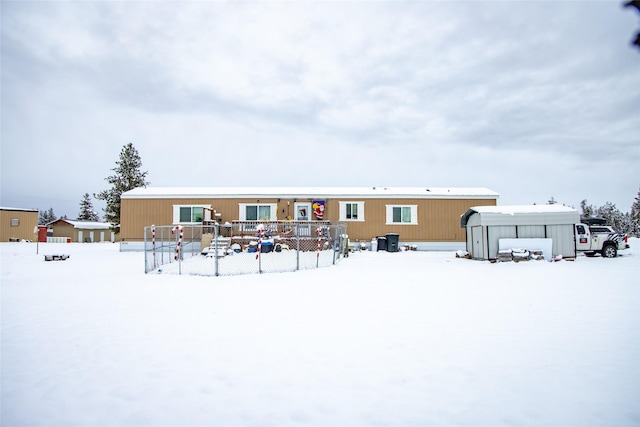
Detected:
left=295, top=202, right=311, bottom=236
left=295, top=203, right=311, bottom=221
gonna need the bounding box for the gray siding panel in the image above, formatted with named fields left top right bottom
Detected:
left=546, top=224, right=576, bottom=258
left=517, top=225, right=546, bottom=238
left=488, top=226, right=517, bottom=259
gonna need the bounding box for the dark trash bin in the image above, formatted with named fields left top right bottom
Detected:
left=261, top=241, right=274, bottom=253
left=386, top=233, right=399, bottom=252
left=377, top=236, right=387, bottom=252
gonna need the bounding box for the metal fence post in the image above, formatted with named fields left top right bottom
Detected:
left=214, top=223, right=219, bottom=276
left=160, top=227, right=164, bottom=267
left=144, top=226, right=148, bottom=273
left=332, top=226, right=337, bottom=265
left=258, top=231, right=262, bottom=274
left=296, top=226, right=300, bottom=271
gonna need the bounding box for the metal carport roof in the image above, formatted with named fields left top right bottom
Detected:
left=460, top=205, right=580, bottom=228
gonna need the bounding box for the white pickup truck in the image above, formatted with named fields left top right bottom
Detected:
left=575, top=218, right=630, bottom=258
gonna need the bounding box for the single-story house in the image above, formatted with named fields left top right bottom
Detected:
left=0, top=207, right=39, bottom=241
left=460, top=205, right=580, bottom=260
left=48, top=219, right=116, bottom=243
left=120, top=186, right=499, bottom=249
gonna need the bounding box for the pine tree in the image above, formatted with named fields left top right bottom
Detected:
left=39, top=208, right=57, bottom=225
left=78, top=193, right=100, bottom=221
left=95, top=143, right=149, bottom=233
left=580, top=199, right=595, bottom=219
left=630, top=187, right=640, bottom=237
left=595, top=202, right=629, bottom=233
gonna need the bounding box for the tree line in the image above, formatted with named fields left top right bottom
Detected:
left=580, top=191, right=640, bottom=237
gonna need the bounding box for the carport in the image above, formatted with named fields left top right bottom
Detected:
left=460, top=205, right=580, bottom=260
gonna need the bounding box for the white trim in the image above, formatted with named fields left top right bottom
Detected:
left=386, top=204, right=418, bottom=225
left=122, top=187, right=500, bottom=200
left=339, top=201, right=365, bottom=222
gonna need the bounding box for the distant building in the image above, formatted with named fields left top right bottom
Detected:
left=48, top=219, right=116, bottom=243
left=0, top=207, right=39, bottom=242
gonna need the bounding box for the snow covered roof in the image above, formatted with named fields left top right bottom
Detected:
left=122, top=186, right=500, bottom=200
left=0, top=206, right=38, bottom=212
left=460, top=205, right=580, bottom=227
left=49, top=219, right=112, bottom=229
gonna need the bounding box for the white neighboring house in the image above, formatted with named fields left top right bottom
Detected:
left=47, top=219, right=116, bottom=243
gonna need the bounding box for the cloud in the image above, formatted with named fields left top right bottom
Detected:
left=1, top=1, right=638, bottom=218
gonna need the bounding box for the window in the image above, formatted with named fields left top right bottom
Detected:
left=173, top=205, right=209, bottom=224
left=338, top=202, right=364, bottom=221
left=11, top=218, right=19, bottom=227
left=386, top=205, right=417, bottom=224
left=339, top=201, right=365, bottom=221
left=590, top=226, right=612, bottom=233
left=239, top=204, right=277, bottom=221
left=346, top=203, right=358, bottom=219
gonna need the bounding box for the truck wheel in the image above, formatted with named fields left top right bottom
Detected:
left=602, top=245, right=617, bottom=258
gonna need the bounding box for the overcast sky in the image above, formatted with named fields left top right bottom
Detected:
left=2, top=0, right=639, bottom=219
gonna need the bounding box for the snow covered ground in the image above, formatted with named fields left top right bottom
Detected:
left=2, top=240, right=639, bottom=427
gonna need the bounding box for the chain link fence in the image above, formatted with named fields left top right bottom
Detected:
left=144, top=221, right=348, bottom=276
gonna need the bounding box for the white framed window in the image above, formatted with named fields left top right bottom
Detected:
left=238, top=204, right=277, bottom=221
left=339, top=201, right=365, bottom=221
left=173, top=205, right=210, bottom=224
left=11, top=218, right=19, bottom=227
left=386, top=205, right=418, bottom=224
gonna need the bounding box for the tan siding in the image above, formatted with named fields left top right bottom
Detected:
left=121, top=198, right=175, bottom=241
left=326, top=198, right=496, bottom=242
left=52, top=222, right=76, bottom=241
left=121, top=196, right=497, bottom=242
left=0, top=210, right=38, bottom=241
